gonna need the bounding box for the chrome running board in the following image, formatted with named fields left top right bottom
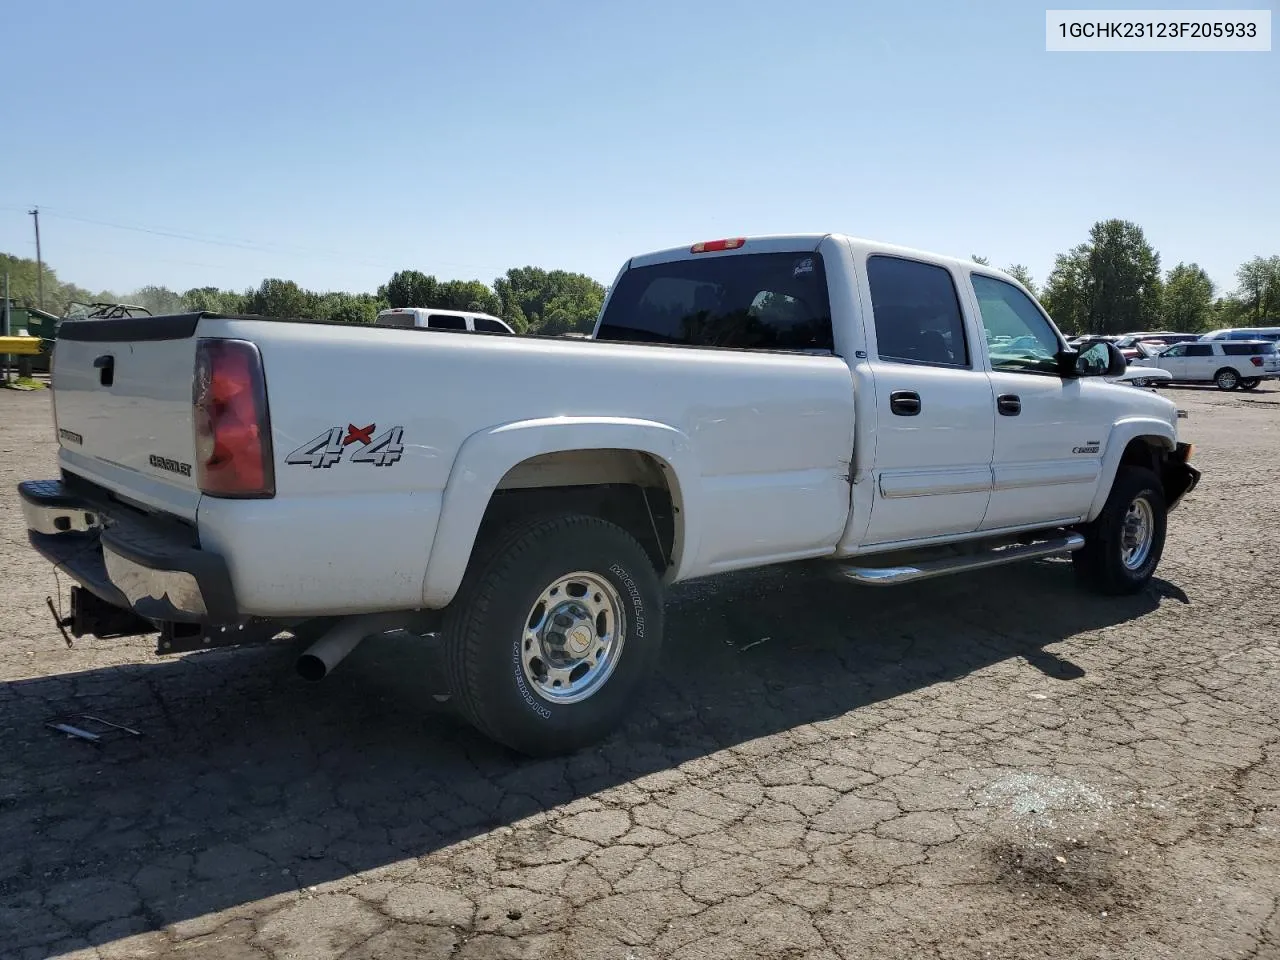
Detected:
left=830, top=533, right=1085, bottom=586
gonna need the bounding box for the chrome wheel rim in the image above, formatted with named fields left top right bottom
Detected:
left=1121, top=495, right=1155, bottom=570
left=1218, top=370, right=1238, bottom=388
left=521, top=571, right=626, bottom=705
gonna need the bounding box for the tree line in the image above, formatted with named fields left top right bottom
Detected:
left=0, top=254, right=609, bottom=337
left=973, top=218, right=1279, bottom=336
left=4, top=218, right=1278, bottom=339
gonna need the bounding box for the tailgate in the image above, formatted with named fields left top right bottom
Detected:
left=53, top=314, right=202, bottom=513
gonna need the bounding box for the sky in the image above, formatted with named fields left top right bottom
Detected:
left=1, top=0, right=1276, bottom=299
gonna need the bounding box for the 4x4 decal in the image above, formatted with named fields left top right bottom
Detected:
left=286, top=423, right=405, bottom=468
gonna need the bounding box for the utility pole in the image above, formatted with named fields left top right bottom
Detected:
left=29, top=206, right=43, bottom=311
left=3, top=271, right=11, bottom=385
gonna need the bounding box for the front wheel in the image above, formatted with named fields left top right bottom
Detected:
left=1240, top=378, right=1261, bottom=391
left=1073, top=467, right=1167, bottom=595
left=441, top=513, right=664, bottom=756
left=1215, top=367, right=1241, bottom=390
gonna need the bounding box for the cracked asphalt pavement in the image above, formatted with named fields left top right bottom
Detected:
left=1, top=386, right=1277, bottom=959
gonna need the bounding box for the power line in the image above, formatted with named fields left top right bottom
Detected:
left=1, top=202, right=511, bottom=277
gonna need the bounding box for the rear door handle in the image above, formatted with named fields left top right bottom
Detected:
left=93, top=354, right=114, bottom=387
left=889, top=390, right=921, bottom=416
left=997, top=394, right=1021, bottom=416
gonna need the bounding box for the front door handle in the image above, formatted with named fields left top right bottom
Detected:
left=890, top=390, right=921, bottom=417
left=997, top=394, right=1021, bottom=416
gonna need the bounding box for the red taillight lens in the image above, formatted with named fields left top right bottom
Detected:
left=1251, top=356, right=1264, bottom=367
left=193, top=339, right=274, bottom=498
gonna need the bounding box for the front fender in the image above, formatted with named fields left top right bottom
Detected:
left=420, top=416, right=699, bottom=608
left=1085, top=417, right=1176, bottom=522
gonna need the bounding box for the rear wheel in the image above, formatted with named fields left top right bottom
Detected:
left=441, top=513, right=663, bottom=756
left=1073, top=466, right=1167, bottom=595
left=1214, top=367, right=1241, bottom=390
left=1240, top=378, right=1261, bottom=391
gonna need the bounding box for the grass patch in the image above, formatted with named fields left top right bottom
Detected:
left=5, top=377, right=46, bottom=390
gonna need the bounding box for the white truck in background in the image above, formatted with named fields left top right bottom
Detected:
left=20, top=233, right=1200, bottom=755
left=374, top=306, right=515, bottom=334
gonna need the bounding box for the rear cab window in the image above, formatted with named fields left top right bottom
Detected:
left=376, top=311, right=418, bottom=328
left=594, top=251, right=834, bottom=352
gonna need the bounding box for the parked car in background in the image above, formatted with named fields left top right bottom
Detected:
left=374, top=307, right=515, bottom=334
left=1115, top=333, right=1201, bottom=349
left=1109, top=333, right=1200, bottom=363
left=1131, top=338, right=1280, bottom=390
left=1199, top=326, right=1280, bottom=345
left=1109, top=359, right=1173, bottom=389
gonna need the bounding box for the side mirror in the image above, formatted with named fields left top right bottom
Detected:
left=1055, top=348, right=1081, bottom=377
left=1104, top=342, right=1128, bottom=377
left=1063, top=339, right=1127, bottom=378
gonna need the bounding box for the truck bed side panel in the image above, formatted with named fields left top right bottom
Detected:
left=198, top=317, right=856, bottom=614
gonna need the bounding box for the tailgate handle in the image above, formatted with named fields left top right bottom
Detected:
left=93, top=354, right=114, bottom=387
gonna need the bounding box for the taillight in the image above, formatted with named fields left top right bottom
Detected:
left=193, top=338, right=274, bottom=498
left=691, top=237, right=746, bottom=254
left=1251, top=356, right=1264, bottom=367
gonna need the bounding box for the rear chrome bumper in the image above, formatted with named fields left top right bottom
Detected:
left=19, top=478, right=237, bottom=623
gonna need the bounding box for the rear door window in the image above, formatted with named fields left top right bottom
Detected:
left=594, top=251, right=834, bottom=352
left=473, top=317, right=509, bottom=333
left=427, top=314, right=467, bottom=330
left=1185, top=344, right=1214, bottom=357
left=1222, top=342, right=1275, bottom=356
left=867, top=256, right=971, bottom=369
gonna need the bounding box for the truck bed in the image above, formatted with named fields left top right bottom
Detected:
left=50, top=312, right=858, bottom=617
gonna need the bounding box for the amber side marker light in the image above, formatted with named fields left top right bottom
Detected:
left=691, top=238, right=746, bottom=254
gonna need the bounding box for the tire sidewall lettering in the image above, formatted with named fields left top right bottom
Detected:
left=512, top=640, right=552, bottom=719
left=608, top=562, right=646, bottom=639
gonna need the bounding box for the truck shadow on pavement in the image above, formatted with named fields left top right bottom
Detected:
left=0, top=558, right=1170, bottom=956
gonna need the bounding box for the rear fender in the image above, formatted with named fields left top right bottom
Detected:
left=421, top=417, right=698, bottom=608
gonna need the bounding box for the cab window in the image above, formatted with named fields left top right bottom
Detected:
left=866, top=255, right=969, bottom=367
left=427, top=314, right=467, bottom=330
left=969, top=274, right=1061, bottom=375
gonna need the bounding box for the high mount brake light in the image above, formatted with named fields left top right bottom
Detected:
left=193, top=338, right=275, bottom=498
left=690, top=238, right=746, bottom=254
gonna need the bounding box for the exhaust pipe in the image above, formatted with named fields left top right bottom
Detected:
left=295, top=613, right=407, bottom=682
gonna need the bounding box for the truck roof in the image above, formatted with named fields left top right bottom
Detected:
left=624, top=232, right=1020, bottom=284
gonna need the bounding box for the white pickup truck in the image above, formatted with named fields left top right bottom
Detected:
left=20, top=233, right=1200, bottom=755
